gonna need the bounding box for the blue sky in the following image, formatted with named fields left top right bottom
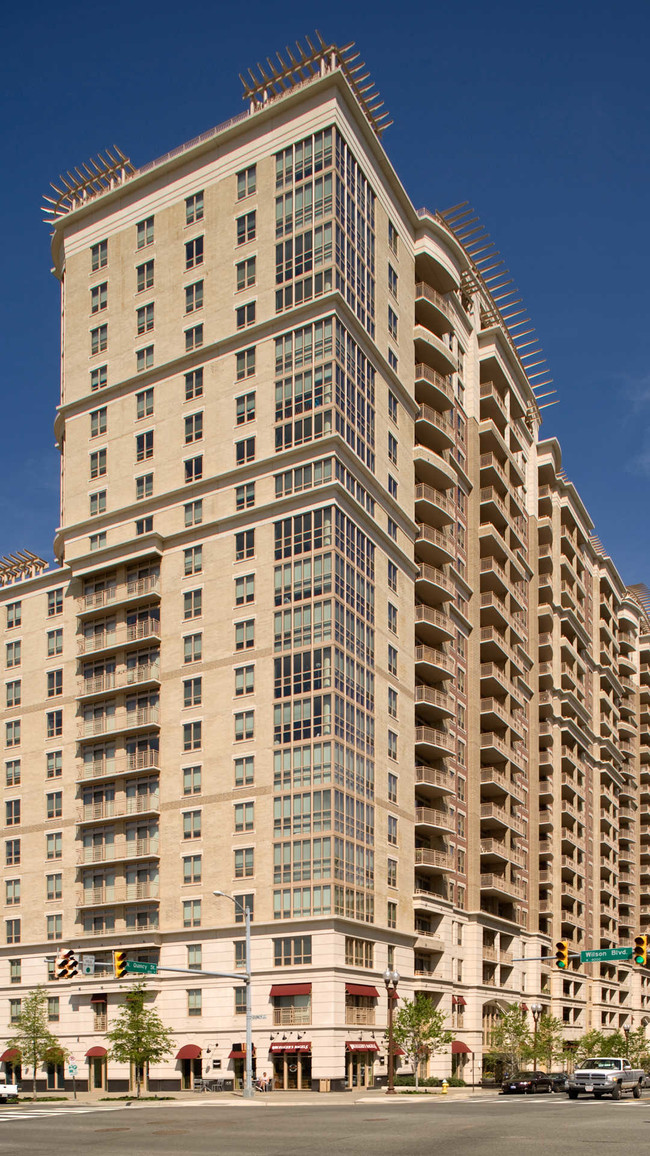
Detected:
left=2, top=0, right=649, bottom=581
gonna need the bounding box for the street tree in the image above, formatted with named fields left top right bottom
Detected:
left=391, top=993, right=453, bottom=1089
left=530, top=1014, right=565, bottom=1072
left=7, top=985, right=68, bottom=1100
left=105, top=983, right=174, bottom=1097
left=488, top=1004, right=531, bottom=1074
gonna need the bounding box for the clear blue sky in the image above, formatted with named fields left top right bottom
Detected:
left=2, top=0, right=649, bottom=582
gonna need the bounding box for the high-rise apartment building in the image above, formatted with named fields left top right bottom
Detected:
left=0, top=36, right=648, bottom=1093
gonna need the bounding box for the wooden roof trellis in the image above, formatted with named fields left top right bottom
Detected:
left=42, top=147, right=135, bottom=223
left=0, top=551, right=48, bottom=587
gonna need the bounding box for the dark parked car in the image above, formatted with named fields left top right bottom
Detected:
left=551, top=1072, right=569, bottom=1093
left=502, top=1071, right=554, bottom=1095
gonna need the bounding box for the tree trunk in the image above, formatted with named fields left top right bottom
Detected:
left=414, top=1057, right=419, bottom=1091
left=136, top=1071, right=141, bottom=1099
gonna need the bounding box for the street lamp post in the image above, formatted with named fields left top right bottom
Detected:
left=530, top=1003, right=543, bottom=1073
left=623, top=1024, right=630, bottom=1058
left=214, top=890, right=253, bottom=1099
left=383, top=967, right=400, bottom=1095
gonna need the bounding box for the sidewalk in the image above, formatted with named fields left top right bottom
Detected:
left=10, top=1086, right=499, bottom=1108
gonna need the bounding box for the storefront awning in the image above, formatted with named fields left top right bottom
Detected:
left=451, top=1041, right=472, bottom=1054
left=0, top=1048, right=20, bottom=1062
left=229, top=1050, right=246, bottom=1059
left=176, top=1044, right=201, bottom=1060
left=269, top=1042, right=311, bottom=1053
left=269, top=983, right=312, bottom=997
left=90, top=993, right=107, bottom=1003
left=452, top=996, right=467, bottom=1007
left=345, top=983, right=379, bottom=998
left=85, top=1046, right=107, bottom=1058
left=346, top=1041, right=379, bottom=1052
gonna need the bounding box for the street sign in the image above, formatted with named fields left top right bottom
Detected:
left=251, top=1015, right=267, bottom=1020
left=580, top=948, right=632, bottom=962
left=68, top=1064, right=77, bottom=1075
left=124, top=961, right=158, bottom=975
left=81, top=954, right=96, bottom=976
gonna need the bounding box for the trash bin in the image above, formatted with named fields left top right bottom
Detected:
left=319, top=1078, right=331, bottom=1093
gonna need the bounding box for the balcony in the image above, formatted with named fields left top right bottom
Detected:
left=414, top=483, right=455, bottom=526
left=415, top=603, right=455, bottom=643
left=415, top=806, right=455, bottom=833
left=415, top=524, right=455, bottom=567
left=345, top=1005, right=376, bottom=1026
left=78, top=619, right=161, bottom=656
left=415, top=645, right=455, bottom=680
left=414, top=361, right=454, bottom=411
left=414, top=325, right=457, bottom=375
left=415, top=404, right=455, bottom=454
left=414, top=284, right=453, bottom=333
left=273, top=1006, right=311, bottom=1026
left=480, top=874, right=526, bottom=899
left=480, top=803, right=526, bottom=836
left=481, top=765, right=526, bottom=803
left=77, top=663, right=161, bottom=700
left=414, top=848, right=453, bottom=873
left=415, top=726, right=455, bottom=756
left=76, top=749, right=160, bottom=782
left=76, top=795, right=160, bottom=824
left=77, top=574, right=160, bottom=616
left=415, top=685, right=455, bottom=721
left=415, top=765, right=454, bottom=795
left=77, top=707, right=160, bottom=741
left=416, top=564, right=455, bottom=605
left=76, top=882, right=159, bottom=908
left=77, top=839, right=159, bottom=865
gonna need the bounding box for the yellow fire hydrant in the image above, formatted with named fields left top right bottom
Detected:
left=441, top=1079, right=449, bottom=1095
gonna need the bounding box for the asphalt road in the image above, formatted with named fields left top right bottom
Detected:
left=2, top=1094, right=650, bottom=1156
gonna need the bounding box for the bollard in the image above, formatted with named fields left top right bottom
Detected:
left=441, top=1079, right=449, bottom=1095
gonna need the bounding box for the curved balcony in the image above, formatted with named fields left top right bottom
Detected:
left=415, top=604, right=455, bottom=644
left=415, top=404, right=455, bottom=454
left=415, top=764, right=455, bottom=796
left=414, top=483, right=455, bottom=526
left=414, top=325, right=457, bottom=375
left=415, top=645, right=455, bottom=681
left=414, top=847, right=453, bottom=873
left=416, top=564, right=455, bottom=606
left=415, top=725, right=455, bottom=757
left=415, top=524, right=455, bottom=566
left=480, top=874, right=526, bottom=900
left=415, top=283, right=454, bottom=334
left=480, top=381, right=508, bottom=426
left=414, top=361, right=454, bottom=412
left=415, top=685, right=455, bottom=722
left=413, top=444, right=457, bottom=489
left=415, top=806, right=455, bottom=833
left=480, top=803, right=526, bottom=836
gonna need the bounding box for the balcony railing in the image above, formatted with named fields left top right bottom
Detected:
left=77, top=574, right=160, bottom=612
left=78, top=707, right=160, bottom=739
left=273, top=1006, right=311, bottom=1026
left=345, top=1006, right=375, bottom=1025
left=77, top=839, right=159, bottom=865
left=77, top=795, right=160, bottom=823
left=78, top=620, right=161, bottom=655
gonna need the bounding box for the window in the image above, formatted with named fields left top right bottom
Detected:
left=237, top=166, right=256, bottom=199
left=136, top=474, right=153, bottom=501
left=136, top=303, right=154, bottom=334
left=89, top=490, right=106, bottom=517
left=188, top=943, right=202, bottom=970
left=387, top=815, right=398, bottom=845
left=183, top=765, right=202, bottom=795
left=47, top=630, right=63, bottom=657
left=47, top=670, right=63, bottom=698
left=236, top=257, right=256, bottom=290
left=183, top=588, right=202, bottom=620
left=273, top=936, right=312, bottom=966
left=91, top=365, right=108, bottom=391
left=6, top=682, right=20, bottom=708
left=234, top=712, right=254, bottom=742
left=236, top=483, right=255, bottom=510
left=187, top=988, right=202, bottom=1016
left=183, top=901, right=202, bottom=928
left=6, top=602, right=21, bottom=629
left=135, top=517, right=153, bottom=536
left=234, top=756, right=254, bottom=787
left=388, top=645, right=397, bottom=676
left=234, top=942, right=246, bottom=970
left=5, top=879, right=20, bottom=905
left=5, top=760, right=20, bottom=786
left=235, top=437, right=255, bottom=465
left=136, top=431, right=154, bottom=461
left=234, top=895, right=254, bottom=923
left=236, top=301, right=256, bottom=329
left=184, top=500, right=203, bottom=526
left=183, top=855, right=202, bottom=884
left=91, top=325, right=108, bottom=355
left=5, top=839, right=20, bottom=865
left=91, top=240, right=108, bottom=270
left=46, top=874, right=62, bottom=901
left=388, top=730, right=397, bottom=761
left=236, top=348, right=255, bottom=380
left=185, top=324, right=203, bottom=351
left=388, top=772, right=398, bottom=803
left=185, top=236, right=204, bottom=269
left=184, top=546, right=202, bottom=575
left=235, top=620, right=255, bottom=651
left=46, top=832, right=62, bottom=860
left=136, top=388, right=154, bottom=419
left=183, top=810, right=202, bottom=840
left=46, top=751, right=62, bottom=779
left=185, top=280, right=204, bottom=313
left=9, top=959, right=21, bottom=984
left=235, top=988, right=247, bottom=1014
left=387, top=859, right=397, bottom=888
left=46, top=914, right=62, bottom=941
left=90, top=283, right=107, bottom=313
left=48, top=996, right=60, bottom=1022
left=388, top=687, right=398, bottom=718
left=236, top=211, right=256, bottom=245
left=136, top=261, right=154, bottom=292
left=235, top=665, right=254, bottom=696
left=183, top=721, right=202, bottom=751
left=388, top=221, right=398, bottom=254
left=235, top=575, right=255, bottom=605
left=388, top=432, right=398, bottom=464
left=183, top=677, right=202, bottom=707
left=48, top=589, right=63, bottom=617
left=46, top=792, right=63, bottom=820
left=5, top=722, right=20, bottom=748
left=387, top=517, right=397, bottom=541
left=388, top=306, right=398, bottom=340
left=185, top=413, right=203, bottom=444
left=388, top=348, right=398, bottom=372
left=185, top=368, right=204, bottom=400
left=184, top=456, right=203, bottom=484
left=387, top=901, right=397, bottom=929
left=388, top=265, right=398, bottom=298
left=388, top=475, right=398, bottom=499
left=234, top=847, right=254, bottom=877
left=136, top=345, right=154, bottom=372
left=388, top=603, right=398, bottom=634
left=90, top=407, right=107, bottom=437
left=345, top=937, right=373, bottom=968
left=90, top=449, right=107, bottom=478
left=9, top=999, right=21, bottom=1024
left=236, top=392, right=256, bottom=424
left=183, top=634, right=202, bottom=664
left=136, top=216, right=154, bottom=248
left=6, top=642, right=20, bottom=668
left=186, top=191, right=204, bottom=225
left=235, top=530, right=255, bottom=561
left=46, top=711, right=62, bottom=739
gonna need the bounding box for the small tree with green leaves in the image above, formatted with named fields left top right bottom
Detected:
left=7, top=985, right=68, bottom=1100
left=489, top=1004, right=531, bottom=1074
left=530, top=1014, right=565, bottom=1072
left=623, top=1025, right=650, bottom=1069
left=392, top=993, right=453, bottom=1089
left=105, top=983, right=174, bottom=1097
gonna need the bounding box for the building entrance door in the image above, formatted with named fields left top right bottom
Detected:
left=347, top=1050, right=374, bottom=1088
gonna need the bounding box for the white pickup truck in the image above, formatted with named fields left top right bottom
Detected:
left=0, top=1082, right=18, bottom=1102
left=568, top=1057, right=644, bottom=1100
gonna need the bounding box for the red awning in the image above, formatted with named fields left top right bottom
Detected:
left=0, top=1048, right=20, bottom=1062
left=393, top=1047, right=405, bottom=1056
left=229, top=1050, right=246, bottom=1059
left=346, top=1041, right=379, bottom=1052
left=452, top=996, right=467, bottom=1007
left=269, top=983, right=312, bottom=997
left=451, top=1041, right=472, bottom=1054
left=90, top=993, right=107, bottom=1003
left=345, top=983, right=379, bottom=998
left=519, top=1003, right=529, bottom=1012
left=269, top=1042, right=311, bottom=1053
left=85, top=1046, right=107, bottom=1058
left=176, top=1044, right=202, bottom=1060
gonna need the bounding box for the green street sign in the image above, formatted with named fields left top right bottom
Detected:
left=580, top=948, right=632, bottom=963
left=124, top=961, right=158, bottom=975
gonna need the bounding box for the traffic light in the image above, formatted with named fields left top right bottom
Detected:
left=555, top=940, right=569, bottom=969
left=113, top=950, right=128, bottom=978
left=55, top=949, right=79, bottom=980
left=634, top=935, right=648, bottom=966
